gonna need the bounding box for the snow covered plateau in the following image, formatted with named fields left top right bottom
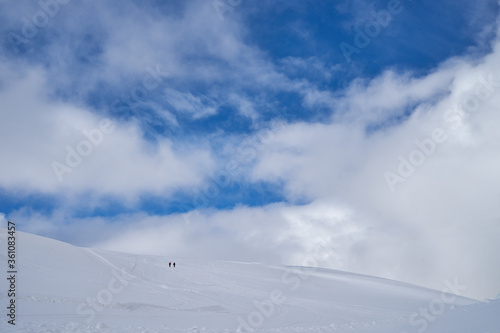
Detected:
left=1, top=229, right=499, bottom=333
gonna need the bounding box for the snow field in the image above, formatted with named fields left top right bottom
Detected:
left=0, top=229, right=498, bottom=333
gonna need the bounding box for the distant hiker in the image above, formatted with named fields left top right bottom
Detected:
left=169, top=262, right=171, bottom=267
left=173, top=262, right=176, bottom=268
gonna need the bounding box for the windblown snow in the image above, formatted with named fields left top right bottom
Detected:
left=0, top=229, right=499, bottom=333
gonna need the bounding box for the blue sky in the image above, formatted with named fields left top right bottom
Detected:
left=1, top=0, right=500, bottom=299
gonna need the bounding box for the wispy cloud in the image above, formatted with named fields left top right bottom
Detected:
left=165, top=88, right=218, bottom=119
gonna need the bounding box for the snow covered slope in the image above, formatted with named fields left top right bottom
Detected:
left=0, top=229, right=499, bottom=333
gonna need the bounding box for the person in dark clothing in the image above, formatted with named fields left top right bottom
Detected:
left=169, top=262, right=171, bottom=267
left=173, top=262, right=175, bottom=268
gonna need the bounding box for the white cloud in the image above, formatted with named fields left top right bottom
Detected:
left=94, top=201, right=366, bottom=267
left=242, top=31, right=500, bottom=299
left=165, top=88, right=217, bottom=119
left=227, top=93, right=259, bottom=121
left=0, top=63, right=215, bottom=198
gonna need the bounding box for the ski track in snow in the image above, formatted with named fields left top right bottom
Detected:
left=0, top=229, right=499, bottom=333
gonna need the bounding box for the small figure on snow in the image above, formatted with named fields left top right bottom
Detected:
left=173, top=262, right=176, bottom=268
left=169, top=262, right=171, bottom=267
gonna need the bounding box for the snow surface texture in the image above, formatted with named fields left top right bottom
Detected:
left=0, top=229, right=499, bottom=333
